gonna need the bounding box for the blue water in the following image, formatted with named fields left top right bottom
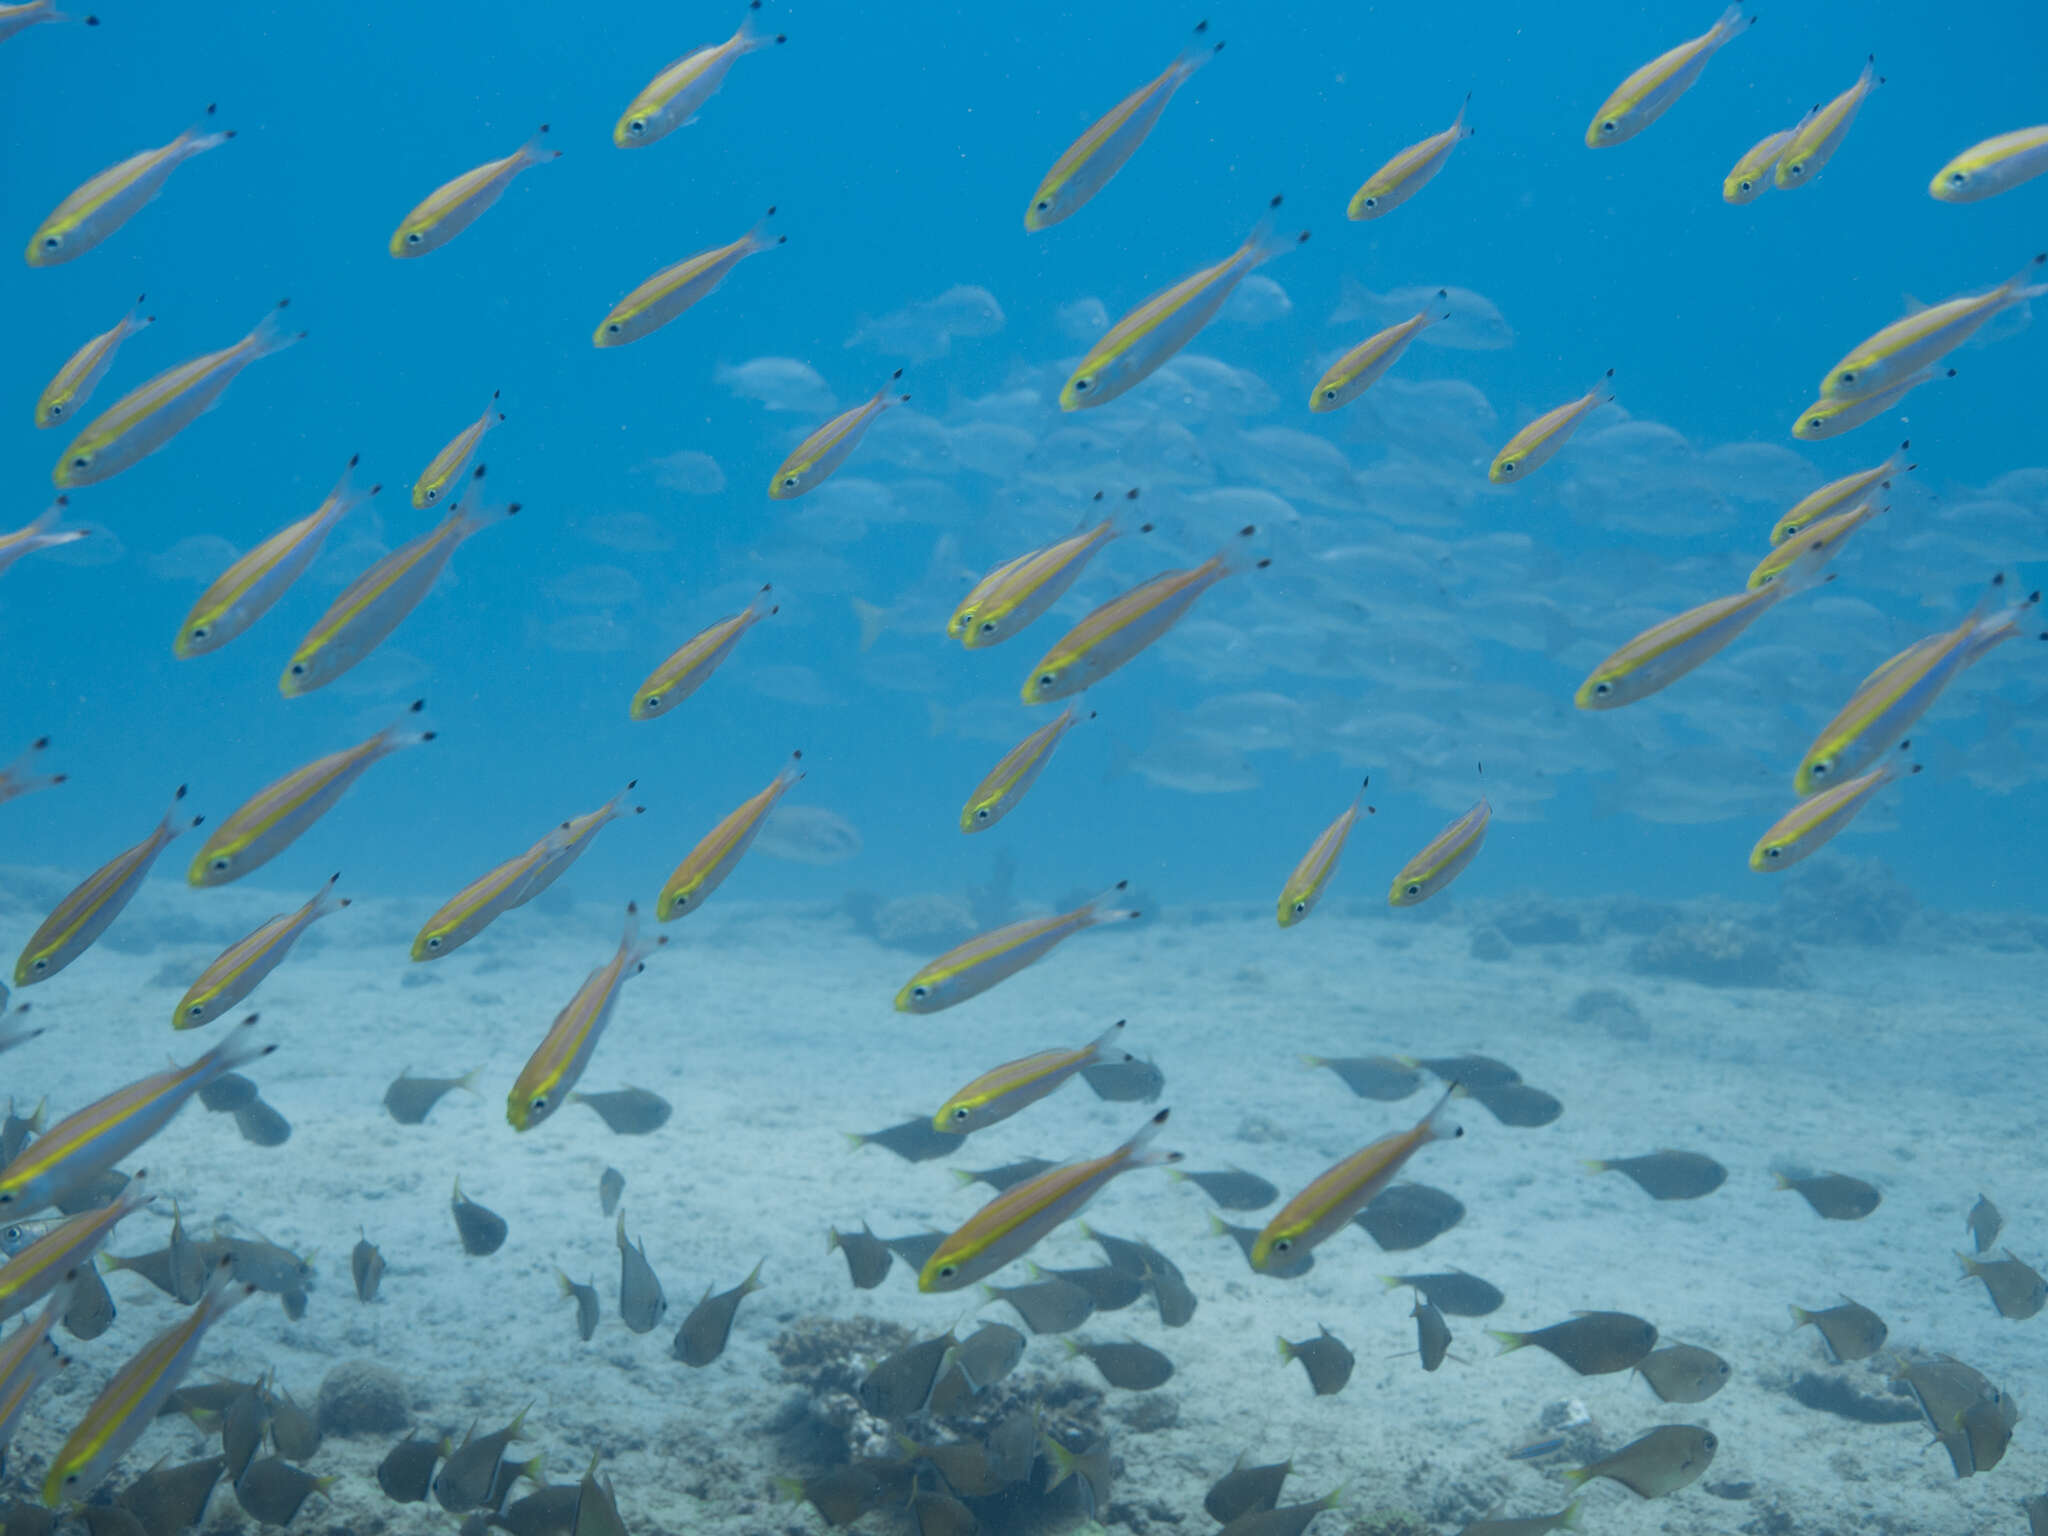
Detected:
left=4, top=0, right=2046, bottom=920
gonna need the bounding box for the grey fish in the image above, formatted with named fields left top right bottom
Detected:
left=1467, top=1082, right=1563, bottom=1128
left=232, top=1096, right=291, bottom=1146
left=497, top=1473, right=583, bottom=1536
left=1212, top=1214, right=1314, bottom=1278
left=567, top=1087, right=672, bottom=1135
left=1634, top=1342, right=1730, bottom=1402
left=1066, top=1337, right=1173, bottom=1390
left=556, top=1271, right=599, bottom=1341
left=452, top=1177, right=508, bottom=1256
left=910, top=1490, right=978, bottom=1536
left=1041, top=1432, right=1114, bottom=1520
left=1302, top=1053, right=1421, bottom=1100
left=197, top=1073, right=258, bottom=1113
left=235, top=1458, right=333, bottom=1525
left=1206, top=1453, right=1292, bottom=1523
left=1355, top=1183, right=1465, bottom=1250
left=79, top=1508, right=147, bottom=1536
left=271, top=1386, right=320, bottom=1461
left=1790, top=1298, right=1887, bottom=1362
left=434, top=1405, right=533, bottom=1512
left=1774, top=1170, right=1881, bottom=1220
left=1030, top=1261, right=1142, bottom=1311
left=0, top=1501, right=56, bottom=1536
left=1171, top=1166, right=1279, bottom=1210
left=221, top=1379, right=271, bottom=1482
left=1564, top=1424, right=1716, bottom=1499
left=1412, top=1296, right=1453, bottom=1371
left=598, top=1167, right=623, bottom=1217
left=102, top=1204, right=208, bottom=1305
left=377, top=1432, right=446, bottom=1503
left=118, top=1453, right=226, bottom=1536
left=485, top=1451, right=546, bottom=1512
left=954, top=1156, right=1056, bottom=1191
left=827, top=1222, right=892, bottom=1289
left=927, top=1321, right=1027, bottom=1417
left=673, top=1258, right=764, bottom=1365
left=1278, top=1325, right=1353, bottom=1395
left=1081, top=1053, right=1164, bottom=1102
left=384, top=1066, right=481, bottom=1125
left=1404, top=1053, right=1519, bottom=1088
left=193, top=1234, right=313, bottom=1294
left=981, top=1274, right=1094, bottom=1334
left=160, top=1380, right=251, bottom=1426
left=859, top=1331, right=956, bottom=1419
left=1456, top=1503, right=1583, bottom=1535
left=574, top=1463, right=632, bottom=1536
left=2024, top=1493, right=2047, bottom=1536
left=775, top=1461, right=914, bottom=1527
left=877, top=1229, right=945, bottom=1270
left=896, top=1433, right=1003, bottom=1497
left=846, top=1116, right=959, bottom=1162
left=1489, top=1311, right=1658, bottom=1375
left=985, top=1406, right=1039, bottom=1485
left=1379, top=1268, right=1503, bottom=1317
left=55, top=1164, right=132, bottom=1214
left=1957, top=1250, right=2047, bottom=1320
left=1, top=1097, right=45, bottom=1161
left=1896, top=1355, right=2000, bottom=1437
left=1216, top=1486, right=1345, bottom=1536
left=614, top=1211, right=666, bottom=1333
left=1142, top=1242, right=1198, bottom=1327
left=1956, top=1390, right=2019, bottom=1475
left=352, top=1229, right=384, bottom=1302
left=281, top=1285, right=308, bottom=1321
left=1078, top=1222, right=1150, bottom=1275
left=1586, top=1149, right=1726, bottom=1201
left=1966, top=1193, right=2002, bottom=1253
left=62, top=1261, right=116, bottom=1339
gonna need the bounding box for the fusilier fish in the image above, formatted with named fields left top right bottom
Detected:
left=614, top=1, right=783, bottom=148
left=1751, top=744, right=1917, bottom=870
left=1349, top=100, right=1472, bottom=218
left=26, top=104, right=233, bottom=266
left=0, top=3, right=97, bottom=43
left=1748, top=498, right=1884, bottom=589
left=1930, top=125, right=2048, bottom=202
left=1388, top=798, right=1490, bottom=906
left=1489, top=371, right=1612, bottom=484
left=631, top=586, right=774, bottom=719
left=174, top=874, right=348, bottom=1028
left=767, top=371, right=905, bottom=499
left=894, top=881, right=1140, bottom=1012
left=0, top=1174, right=152, bottom=1319
left=0, top=502, right=89, bottom=579
left=0, top=737, right=64, bottom=804
left=657, top=754, right=803, bottom=919
left=1311, top=300, right=1445, bottom=410
left=1772, top=444, right=1912, bottom=545
left=595, top=209, right=782, bottom=346
left=412, top=392, right=501, bottom=508
left=0, top=1282, right=75, bottom=1463
left=1723, top=107, right=1817, bottom=203
left=934, top=1020, right=1131, bottom=1134
left=1586, top=5, right=1748, bottom=147
left=962, top=707, right=1088, bottom=831
left=16, top=786, right=198, bottom=986
left=953, top=494, right=1144, bottom=649
left=390, top=126, right=559, bottom=257
left=1821, top=256, right=2045, bottom=399
left=1278, top=780, right=1372, bottom=925
left=36, top=295, right=151, bottom=427
left=1793, top=364, right=1950, bottom=441
left=1776, top=55, right=1880, bottom=187
left=508, top=904, right=666, bottom=1131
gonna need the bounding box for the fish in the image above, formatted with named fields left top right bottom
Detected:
left=878, top=1231, right=947, bottom=1272
left=1411, top=1296, right=1454, bottom=1371
left=1776, top=55, right=1880, bottom=187
left=1313, top=301, right=1446, bottom=413
left=1723, top=106, right=1819, bottom=203
left=1206, top=1455, right=1292, bottom=1524
left=1277, top=1326, right=1353, bottom=1395
left=1586, top=4, right=1748, bottom=146
left=1061, top=200, right=1306, bottom=410
left=774, top=1462, right=912, bottom=1527
left=191, top=700, right=434, bottom=884
left=62, top=1259, right=116, bottom=1338
left=116, top=1455, right=226, bottom=1535
left=1252, top=1087, right=1461, bottom=1272
left=952, top=491, right=1144, bottom=649
left=934, top=1020, right=1130, bottom=1134
left=174, top=874, right=348, bottom=1028
left=614, top=1, right=783, bottom=147
left=1302, top=1054, right=1422, bottom=1100
left=0, top=3, right=96, bottom=43
left=1749, top=496, right=1887, bottom=591
left=509, top=903, right=666, bottom=1131
left=2, top=1098, right=45, bottom=1162
left=1967, top=1195, right=2003, bottom=1254
left=26, top=104, right=233, bottom=265
left=1065, top=1337, right=1173, bottom=1391
left=1793, top=362, right=1951, bottom=440
left=630, top=585, right=775, bottom=719
left=0, top=737, right=65, bottom=803
left=1488, top=371, right=1611, bottom=483
left=1277, top=780, right=1373, bottom=925
left=190, top=1232, right=310, bottom=1296
left=599, top=1167, right=625, bottom=1216
left=412, top=392, right=502, bottom=509
left=1823, top=256, right=2046, bottom=399
left=658, top=754, right=803, bottom=919
left=895, top=881, right=1140, bottom=1012
left=1635, top=1343, right=1731, bottom=1402
left=351, top=1230, right=383, bottom=1302
left=827, top=1223, right=892, bottom=1289
left=574, top=1463, right=631, bottom=1536
left=1564, top=1425, right=1716, bottom=1499
left=920, top=1110, right=1181, bottom=1291
left=383, top=1065, right=480, bottom=1125
left=846, top=1118, right=958, bottom=1162
left=1381, top=1269, right=1504, bottom=1317
left=1214, top=1212, right=1316, bottom=1277
left=981, top=1274, right=1095, bottom=1334
left=432, top=1405, right=531, bottom=1512
left=1931, top=125, right=2048, bottom=202
left=1769, top=441, right=1913, bottom=545
left=0, top=1007, right=43, bottom=1055
left=1029, top=1262, right=1142, bottom=1312
left=1349, top=100, right=1472, bottom=218
left=54, top=300, right=300, bottom=487
left=234, top=1097, right=291, bottom=1149
left=910, top=1491, right=978, bottom=1536
left=1388, top=800, right=1491, bottom=906
left=377, top=1433, right=446, bottom=1502
left=235, top=1458, right=333, bottom=1525
left=1584, top=1149, right=1727, bottom=1201
left=1216, top=1486, right=1345, bottom=1536
left=556, top=1271, right=599, bottom=1340
left=895, top=1434, right=1002, bottom=1498
left=1025, top=21, right=1220, bottom=230
left=1487, top=1311, right=1658, bottom=1375
left=3, top=1176, right=152, bottom=1318
left=496, top=1465, right=588, bottom=1536
left=595, top=209, right=782, bottom=346
left=1466, top=1082, right=1563, bottom=1128
left=1457, top=1504, right=1583, bottom=1535
left=982, top=1406, right=1041, bottom=1485
left=15, top=785, right=199, bottom=986
left=37, top=294, right=151, bottom=428
left=1170, top=1167, right=1279, bottom=1211
left=0, top=1279, right=72, bottom=1454
left=859, top=1331, right=957, bottom=1419
left=450, top=1177, right=507, bottom=1256
left=176, top=456, right=375, bottom=657
left=672, top=1258, right=764, bottom=1365
left=2026, top=1492, right=2048, bottom=1536
left=1956, top=1251, right=2047, bottom=1320
left=54, top=1166, right=131, bottom=1216
left=568, top=1087, right=672, bottom=1135
left=606, top=1213, right=664, bottom=1337
left=1751, top=742, right=1918, bottom=871
left=390, top=125, right=559, bottom=257
left=1023, top=526, right=1264, bottom=703
left=0, top=502, right=90, bottom=580
left=768, top=371, right=906, bottom=499
left=1081, top=1053, right=1165, bottom=1102
left=1040, top=1433, right=1116, bottom=1520
left=1775, top=1170, right=1881, bottom=1220
left=1790, top=1297, right=1888, bottom=1361
left=962, top=706, right=1090, bottom=832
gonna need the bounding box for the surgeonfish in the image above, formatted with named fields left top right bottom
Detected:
left=1820, top=255, right=2045, bottom=399
left=37, top=294, right=151, bottom=427
left=1747, top=498, right=1885, bottom=589
left=1586, top=4, right=1749, bottom=148
left=961, top=707, right=1089, bottom=832
left=508, top=904, right=667, bottom=1131
left=630, top=585, right=775, bottom=719
left=1776, top=55, right=1880, bottom=188
left=0, top=501, right=89, bottom=579
left=933, top=1020, right=1132, bottom=1134
left=1792, top=364, right=1951, bottom=441
left=767, top=371, right=906, bottom=499
left=1930, top=125, right=2048, bottom=202
left=1751, top=743, right=1917, bottom=871
left=951, top=490, right=1143, bottom=648
left=613, top=1, right=784, bottom=148
left=390, top=126, right=559, bottom=257
left=1277, top=779, right=1373, bottom=926
left=595, top=208, right=783, bottom=346
left=1488, top=371, right=1613, bottom=484
left=174, top=873, right=349, bottom=1027
left=411, top=392, right=502, bottom=510
left=26, top=104, right=233, bottom=265
left=657, top=753, right=803, bottom=919
left=1769, top=441, right=1912, bottom=545
left=1348, top=98, right=1473, bottom=219
left=1387, top=798, right=1491, bottom=906
left=16, top=786, right=198, bottom=986
left=0, top=3, right=97, bottom=43
left=1723, top=106, right=1819, bottom=203
left=1310, top=297, right=1446, bottom=411
left=0, top=738, right=64, bottom=805
left=894, top=881, right=1140, bottom=1013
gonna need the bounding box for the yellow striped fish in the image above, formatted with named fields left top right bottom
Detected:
left=952, top=491, right=1144, bottom=648
left=0, top=1174, right=151, bottom=1320
left=1748, top=498, right=1883, bottom=590
left=36, top=294, right=150, bottom=427
left=1388, top=798, right=1491, bottom=907
left=614, top=0, right=785, bottom=149
left=281, top=468, right=517, bottom=696
left=919, top=1110, right=1180, bottom=1291
left=0, top=499, right=89, bottom=579
left=507, top=904, right=667, bottom=1132
left=189, top=701, right=434, bottom=886
left=595, top=208, right=782, bottom=347
left=1931, top=125, right=2048, bottom=203
left=1278, top=780, right=1373, bottom=927
left=26, top=104, right=233, bottom=265
left=1768, top=441, right=1911, bottom=545
left=895, top=881, right=1139, bottom=1013
left=657, top=753, right=803, bottom=920
left=390, top=125, right=560, bottom=258
left=53, top=301, right=302, bottom=488
left=1025, top=21, right=1221, bottom=231
left=1776, top=56, right=1880, bottom=188
left=1349, top=97, right=1472, bottom=219
left=1022, top=525, right=1261, bottom=704
left=0, top=737, right=64, bottom=806
left=173, top=874, right=347, bottom=1030
left=768, top=372, right=906, bottom=499
left=1792, top=364, right=1949, bottom=441
left=1061, top=199, right=1306, bottom=411
left=631, top=585, right=775, bottom=719
left=1489, top=371, right=1612, bottom=484
left=177, top=456, right=374, bottom=658
left=1310, top=294, right=1447, bottom=412
left=934, top=1021, right=1132, bottom=1135
left=0, top=3, right=95, bottom=43
left=412, top=392, right=501, bottom=509
left=1821, top=256, right=2045, bottom=399
left=0, top=1020, right=271, bottom=1213
left=1251, top=1087, right=1461, bottom=1271
left=0, top=1282, right=72, bottom=1452
left=1752, top=744, right=1917, bottom=872
left=42, top=1261, right=254, bottom=1505
left=413, top=782, right=642, bottom=960
left=1587, top=4, right=1748, bottom=147
left=961, top=707, right=1088, bottom=832
left=1722, top=106, right=1818, bottom=204
left=15, top=786, right=198, bottom=987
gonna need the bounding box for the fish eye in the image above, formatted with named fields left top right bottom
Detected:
left=642, top=694, right=660, bottom=709
left=1500, top=460, right=1515, bottom=474
left=1037, top=674, right=1056, bottom=689
left=424, top=486, right=440, bottom=503
left=912, top=985, right=930, bottom=1000
left=978, top=620, right=996, bottom=634
left=42, top=235, right=60, bottom=250
left=48, top=404, right=63, bottom=419
left=1807, top=416, right=1825, bottom=430
left=289, top=662, right=307, bottom=677
left=185, top=1003, right=204, bottom=1018
left=210, top=857, right=231, bottom=872
left=1272, top=1238, right=1292, bottom=1253
left=1594, top=680, right=1612, bottom=695
left=1837, top=371, right=1856, bottom=387
left=426, top=936, right=442, bottom=949
left=1404, top=882, right=1422, bottom=898
left=1291, top=901, right=1307, bottom=915
left=607, top=322, right=622, bottom=335
left=1322, top=388, right=1338, bottom=400
left=1765, top=846, right=1783, bottom=860
left=1035, top=199, right=1050, bottom=211
left=951, top=1107, right=971, bottom=1121
left=974, top=808, right=991, bottom=821
left=1738, top=178, right=1754, bottom=193
left=938, top=1264, right=957, bottom=1278
left=629, top=119, right=646, bottom=135
left=530, top=1095, right=547, bottom=1111
left=71, top=455, right=89, bottom=469
left=1810, top=761, right=1830, bottom=779
left=1948, top=171, right=1967, bottom=186
left=781, top=474, right=799, bottom=489
left=406, top=232, right=423, bottom=246
left=1073, top=378, right=1090, bottom=392
left=1362, top=196, right=1378, bottom=209
left=31, top=958, right=47, bottom=972
left=1599, top=120, right=1616, bottom=135
left=190, top=625, right=209, bottom=640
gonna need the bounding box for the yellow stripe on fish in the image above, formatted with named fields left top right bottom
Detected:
left=595, top=208, right=782, bottom=347
left=1722, top=105, right=1817, bottom=204
left=0, top=1174, right=151, bottom=1320
left=413, top=392, right=501, bottom=509
left=1768, top=441, right=1911, bottom=545
left=508, top=903, right=666, bottom=1131
left=614, top=0, right=784, bottom=149
left=1388, top=798, right=1491, bottom=907
left=189, top=701, right=434, bottom=887
left=1311, top=294, right=1446, bottom=411
left=390, top=126, right=559, bottom=258
left=37, top=294, right=150, bottom=428
left=1792, top=365, right=1949, bottom=441
left=1251, top=1087, right=1460, bottom=1271
left=1751, top=743, right=1917, bottom=872
left=1021, top=525, right=1263, bottom=704
left=177, top=456, right=374, bottom=657
left=1775, top=55, right=1880, bottom=188
left=1278, top=780, right=1373, bottom=927
left=173, top=874, right=347, bottom=1030
left=962, top=707, right=1089, bottom=833
left=53, top=300, right=301, bottom=488
left=1587, top=5, right=1749, bottom=148
left=934, top=1020, right=1131, bottom=1135
left=658, top=753, right=803, bottom=920
left=26, top=104, right=233, bottom=266
left=15, top=786, right=198, bottom=987
left=0, top=499, right=89, bottom=580
left=768, top=371, right=906, bottom=499
left=1349, top=97, right=1472, bottom=219
left=632, top=585, right=776, bottom=719
left=919, top=1110, right=1179, bottom=1291
left=0, top=3, right=95, bottom=44
left=1931, top=125, right=2048, bottom=203
left=895, top=881, right=1140, bottom=1013
left=0, top=1281, right=73, bottom=1447
left=1748, top=498, right=1884, bottom=589
left=952, top=490, right=1145, bottom=649
left=1489, top=370, right=1612, bottom=484
left=1820, top=255, right=2045, bottom=399
left=1061, top=197, right=1307, bottom=410
left=1025, top=21, right=1221, bottom=231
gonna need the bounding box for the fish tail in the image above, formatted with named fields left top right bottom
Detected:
left=744, top=205, right=785, bottom=253
left=1771, top=1172, right=1794, bottom=1191
left=1114, top=1107, right=1176, bottom=1170
left=245, top=299, right=306, bottom=359
left=949, top=1169, right=976, bottom=1187
left=516, top=124, right=562, bottom=167
left=1275, top=1335, right=1296, bottom=1362
left=1561, top=1467, right=1594, bottom=1490
left=736, top=0, right=786, bottom=51
left=305, top=873, right=348, bottom=922
left=1240, top=195, right=1311, bottom=266
left=1318, top=1485, right=1347, bottom=1511
left=1206, top=1213, right=1229, bottom=1236
left=1077, top=879, right=1141, bottom=927
left=741, top=1257, right=767, bottom=1295
left=1452, top=92, right=1473, bottom=135
left=773, top=750, right=806, bottom=790
left=180, top=104, right=234, bottom=155
left=376, top=698, right=436, bottom=754
left=1557, top=1497, right=1585, bottom=1530
left=1788, top=1304, right=1812, bottom=1326
left=1084, top=1018, right=1128, bottom=1063
left=202, top=1015, right=274, bottom=1077
left=1420, top=1082, right=1463, bottom=1141
left=2005, top=251, right=2047, bottom=301
left=744, top=583, right=778, bottom=622
left=1580, top=1159, right=1608, bottom=1174
left=1485, top=1329, right=1526, bottom=1354
left=825, top=1227, right=842, bottom=1254
left=1953, top=1251, right=1981, bottom=1278
left=1708, top=3, right=1749, bottom=47
left=454, top=1065, right=485, bottom=1097
left=1039, top=1433, right=1079, bottom=1491
left=771, top=1476, right=805, bottom=1504
left=843, top=1131, right=868, bottom=1153
left=1171, top=18, right=1223, bottom=75
left=850, top=598, right=890, bottom=652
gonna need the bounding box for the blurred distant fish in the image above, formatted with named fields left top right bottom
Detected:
left=1769, top=441, right=1912, bottom=544
left=755, top=803, right=861, bottom=865
left=1025, top=20, right=1221, bottom=231
left=1303, top=1054, right=1422, bottom=1100
left=1774, top=1171, right=1881, bottom=1220
left=232, top=1096, right=290, bottom=1147
left=657, top=753, right=803, bottom=919
left=37, top=294, right=150, bottom=428
left=27, top=103, right=233, bottom=266
left=1584, top=1149, right=1726, bottom=1201
left=1747, top=498, right=1884, bottom=589
left=630, top=585, right=775, bottom=719
left=1956, top=1251, right=2046, bottom=1320
left=595, top=209, right=783, bottom=347
left=1750, top=743, right=1917, bottom=871
left=1789, top=1297, right=1888, bottom=1360
left=1635, top=1343, right=1731, bottom=1402
left=1277, top=780, right=1372, bottom=926
left=1467, top=1082, right=1563, bottom=1128
left=767, top=371, right=905, bottom=499
left=0, top=501, right=89, bottom=580
left=1967, top=1195, right=2002, bottom=1254
left=390, top=125, right=559, bottom=258
left=613, top=0, right=783, bottom=148
left=0, top=3, right=96, bottom=42
left=1329, top=278, right=1512, bottom=351
left=352, top=1231, right=383, bottom=1302
left=175, top=874, right=347, bottom=1029
left=962, top=707, right=1089, bottom=832
left=599, top=1167, right=624, bottom=1216
left=1277, top=1325, right=1352, bottom=1395
left=1388, top=799, right=1490, bottom=906
left=1489, top=1311, right=1658, bottom=1375
left=1930, top=126, right=2048, bottom=202
left=0, top=738, right=63, bottom=804
left=1821, top=256, right=2044, bottom=400
left=569, top=1087, right=672, bottom=1136
left=508, top=903, right=666, bottom=1131
left=1358, top=1181, right=1466, bottom=1251
left=894, top=880, right=1140, bottom=1012
left=846, top=284, right=1005, bottom=363
left=1564, top=1425, right=1715, bottom=1499
left=1723, top=106, right=1817, bottom=203
left=672, top=1258, right=764, bottom=1365
left=384, top=1066, right=480, bottom=1125
left=935, top=1021, right=1131, bottom=1134
left=1775, top=55, right=1879, bottom=188
left=1348, top=99, right=1472, bottom=219
left=1082, top=1052, right=1163, bottom=1102
left=1585, top=4, right=1749, bottom=148
left=953, top=490, right=1143, bottom=648
left=450, top=1177, right=506, bottom=1256
left=16, top=785, right=198, bottom=986
left=1488, top=371, right=1611, bottom=484
left=1312, top=302, right=1445, bottom=412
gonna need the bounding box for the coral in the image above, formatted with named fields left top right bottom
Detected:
left=1567, top=987, right=1649, bottom=1041
left=1468, top=926, right=1512, bottom=962
left=1773, top=854, right=1918, bottom=948
left=315, top=1359, right=409, bottom=1436
left=1490, top=895, right=1587, bottom=945
left=1626, top=919, right=1809, bottom=989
